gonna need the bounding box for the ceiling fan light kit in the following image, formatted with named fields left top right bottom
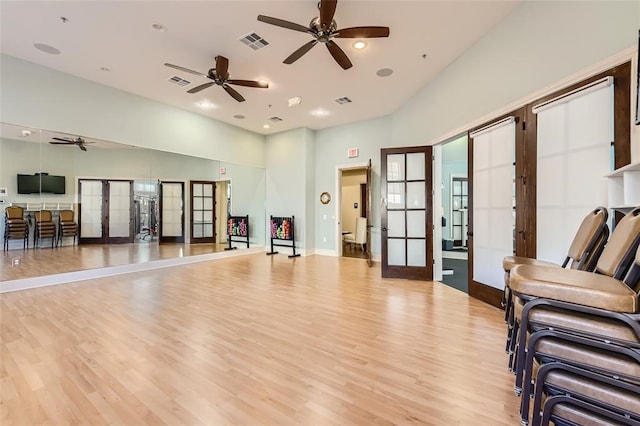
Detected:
left=257, top=0, right=389, bottom=70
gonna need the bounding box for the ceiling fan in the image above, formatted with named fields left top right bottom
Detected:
left=164, top=55, right=268, bottom=102
left=49, top=136, right=94, bottom=151
left=257, top=0, right=390, bottom=70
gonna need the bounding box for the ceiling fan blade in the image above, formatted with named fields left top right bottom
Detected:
left=319, top=0, right=338, bottom=29
left=164, top=63, right=207, bottom=78
left=326, top=40, right=353, bottom=70
left=335, top=26, right=390, bottom=38
left=216, top=56, right=229, bottom=80
left=79, top=144, right=88, bottom=152
left=257, top=15, right=310, bottom=33
left=284, top=40, right=318, bottom=64
left=223, top=85, right=245, bottom=102
left=187, top=82, right=215, bottom=94
left=52, top=137, right=73, bottom=142
left=49, top=141, right=73, bottom=145
left=227, top=79, right=269, bottom=88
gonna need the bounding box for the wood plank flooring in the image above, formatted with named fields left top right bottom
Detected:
left=1, top=254, right=521, bottom=425
left=1, top=243, right=229, bottom=282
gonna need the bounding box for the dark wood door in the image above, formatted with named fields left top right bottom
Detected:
left=381, top=146, right=433, bottom=280
left=365, top=159, right=373, bottom=267
left=78, top=179, right=134, bottom=244
left=189, top=180, right=216, bottom=244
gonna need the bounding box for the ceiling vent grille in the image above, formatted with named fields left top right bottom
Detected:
left=269, top=116, right=283, bottom=122
left=334, top=97, right=352, bottom=105
left=169, top=75, right=191, bottom=86
left=240, top=32, right=269, bottom=50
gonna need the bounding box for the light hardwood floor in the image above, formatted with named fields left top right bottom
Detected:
left=1, top=242, right=229, bottom=282
left=1, top=254, right=521, bottom=425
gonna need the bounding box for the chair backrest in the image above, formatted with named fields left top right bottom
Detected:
left=564, top=206, right=609, bottom=270
left=623, top=245, right=640, bottom=293
left=354, top=217, right=367, bottom=244
left=595, top=207, right=640, bottom=280
left=35, top=210, right=53, bottom=223
left=5, top=206, right=24, bottom=220
left=59, top=209, right=75, bottom=222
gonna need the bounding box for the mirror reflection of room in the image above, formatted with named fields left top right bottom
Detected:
left=0, top=122, right=266, bottom=282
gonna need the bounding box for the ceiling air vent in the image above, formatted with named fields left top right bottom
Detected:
left=334, top=97, right=352, bottom=105
left=240, top=32, right=269, bottom=51
left=168, top=75, right=191, bottom=86
left=269, top=116, right=283, bottom=123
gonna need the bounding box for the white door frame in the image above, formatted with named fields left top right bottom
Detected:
left=335, top=162, right=369, bottom=257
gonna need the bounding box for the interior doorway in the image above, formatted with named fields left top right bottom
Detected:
left=133, top=180, right=159, bottom=243
left=340, top=168, right=368, bottom=259
left=439, top=135, right=469, bottom=293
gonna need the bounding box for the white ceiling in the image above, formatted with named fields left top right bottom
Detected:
left=0, top=1, right=518, bottom=136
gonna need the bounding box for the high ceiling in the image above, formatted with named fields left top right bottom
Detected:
left=0, top=1, right=518, bottom=136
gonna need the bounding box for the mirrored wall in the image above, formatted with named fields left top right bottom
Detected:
left=0, top=122, right=266, bottom=281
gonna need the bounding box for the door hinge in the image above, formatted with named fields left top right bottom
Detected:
left=522, top=121, right=526, bottom=131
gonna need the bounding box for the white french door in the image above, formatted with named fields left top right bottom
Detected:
left=159, top=181, right=185, bottom=243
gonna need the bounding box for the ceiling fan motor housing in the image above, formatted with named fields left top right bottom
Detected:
left=310, top=17, right=337, bottom=42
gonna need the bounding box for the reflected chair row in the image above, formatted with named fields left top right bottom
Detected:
left=3, top=205, right=78, bottom=250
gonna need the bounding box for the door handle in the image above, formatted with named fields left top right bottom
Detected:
left=381, top=227, right=387, bottom=232
left=518, top=230, right=526, bottom=240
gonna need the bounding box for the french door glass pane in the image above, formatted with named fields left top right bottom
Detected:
left=80, top=180, right=102, bottom=238
left=407, top=239, right=426, bottom=267
left=406, top=153, right=425, bottom=180
left=387, top=154, right=405, bottom=181
left=406, top=182, right=425, bottom=209
left=387, top=183, right=405, bottom=209
left=162, top=183, right=183, bottom=237
left=387, top=211, right=405, bottom=238
left=109, top=181, right=130, bottom=237
left=407, top=211, right=426, bottom=238
left=388, top=239, right=405, bottom=266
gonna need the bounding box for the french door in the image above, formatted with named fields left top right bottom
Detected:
left=381, top=147, right=433, bottom=280
left=79, top=179, right=134, bottom=244
left=189, top=181, right=216, bottom=244
left=159, top=181, right=185, bottom=243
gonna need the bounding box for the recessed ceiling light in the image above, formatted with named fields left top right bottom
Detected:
left=196, top=101, right=215, bottom=110
left=34, top=43, right=61, bottom=55
left=234, top=114, right=245, bottom=119
left=152, top=23, right=167, bottom=32
left=376, top=68, right=393, bottom=77
left=311, top=108, right=329, bottom=117
left=353, top=41, right=367, bottom=49
left=288, top=96, right=302, bottom=107
left=263, top=124, right=271, bottom=129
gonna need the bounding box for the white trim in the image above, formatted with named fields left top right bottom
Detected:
left=314, top=248, right=339, bottom=257
left=425, top=47, right=635, bottom=147
left=531, top=76, right=613, bottom=114
left=469, top=116, right=515, bottom=139
left=1, top=246, right=266, bottom=293
left=334, top=162, right=369, bottom=258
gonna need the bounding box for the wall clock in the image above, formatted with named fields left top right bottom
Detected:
left=320, top=192, right=331, bottom=204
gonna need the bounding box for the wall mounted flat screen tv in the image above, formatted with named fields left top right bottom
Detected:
left=17, top=174, right=66, bottom=194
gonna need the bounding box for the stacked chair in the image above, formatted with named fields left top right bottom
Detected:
left=505, top=207, right=640, bottom=425
left=57, top=209, right=78, bottom=246
left=503, top=207, right=610, bottom=369
left=34, top=210, right=57, bottom=248
left=3, top=205, right=29, bottom=250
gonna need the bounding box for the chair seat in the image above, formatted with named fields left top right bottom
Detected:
left=546, top=371, right=640, bottom=415
left=552, top=402, right=633, bottom=426
left=515, top=300, right=639, bottom=343
left=510, top=265, right=637, bottom=313
left=503, top=255, right=561, bottom=273
left=536, top=338, right=640, bottom=380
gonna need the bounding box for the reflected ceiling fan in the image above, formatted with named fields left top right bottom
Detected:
left=257, top=0, right=390, bottom=70
left=49, top=136, right=94, bottom=151
left=164, top=55, right=268, bottom=102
